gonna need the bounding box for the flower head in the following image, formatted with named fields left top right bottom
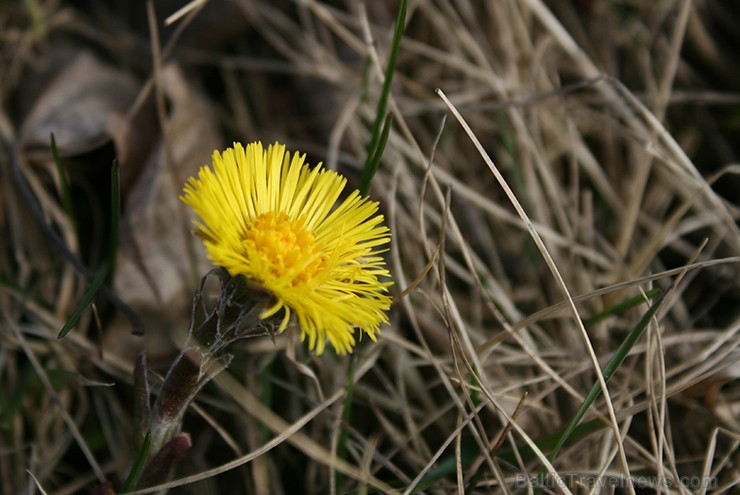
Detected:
left=181, top=142, right=392, bottom=355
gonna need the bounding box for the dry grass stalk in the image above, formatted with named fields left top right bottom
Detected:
left=1, top=1, right=738, bottom=493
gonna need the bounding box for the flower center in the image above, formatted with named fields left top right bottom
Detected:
left=244, top=212, right=325, bottom=286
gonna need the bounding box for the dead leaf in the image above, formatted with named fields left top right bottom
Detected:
left=19, top=50, right=157, bottom=194
left=106, top=63, right=221, bottom=361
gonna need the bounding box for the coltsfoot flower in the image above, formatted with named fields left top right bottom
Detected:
left=181, top=141, right=392, bottom=355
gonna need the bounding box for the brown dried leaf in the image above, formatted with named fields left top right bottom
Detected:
left=19, top=50, right=158, bottom=194
left=106, top=63, right=220, bottom=361
left=20, top=51, right=137, bottom=156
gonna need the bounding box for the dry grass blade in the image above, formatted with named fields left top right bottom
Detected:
left=164, top=0, right=208, bottom=26
left=127, top=348, right=395, bottom=494
left=2, top=1, right=738, bottom=493
left=6, top=318, right=106, bottom=483
left=437, top=88, right=634, bottom=490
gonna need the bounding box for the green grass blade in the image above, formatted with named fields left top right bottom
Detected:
left=133, top=353, right=151, bottom=448
left=57, top=161, right=120, bottom=339
left=50, top=133, right=77, bottom=234
left=57, top=263, right=109, bottom=339
left=411, top=419, right=607, bottom=494
left=398, top=289, right=665, bottom=493
left=344, top=417, right=609, bottom=494
left=582, top=287, right=662, bottom=326
left=121, top=430, right=152, bottom=492
left=360, top=0, right=407, bottom=195
left=360, top=114, right=393, bottom=196
left=543, top=290, right=666, bottom=469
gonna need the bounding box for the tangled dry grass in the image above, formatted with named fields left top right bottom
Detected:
left=1, top=1, right=738, bottom=493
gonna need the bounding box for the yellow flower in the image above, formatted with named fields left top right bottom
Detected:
left=181, top=141, right=392, bottom=355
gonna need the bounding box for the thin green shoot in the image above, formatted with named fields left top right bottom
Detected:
left=51, top=133, right=77, bottom=235
left=121, top=431, right=152, bottom=492
left=360, top=114, right=393, bottom=196
left=402, top=418, right=607, bottom=494
left=360, top=0, right=407, bottom=195
left=57, top=263, right=108, bottom=339
left=57, top=161, right=121, bottom=339
left=582, top=287, right=662, bottom=326
left=540, top=290, right=666, bottom=475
